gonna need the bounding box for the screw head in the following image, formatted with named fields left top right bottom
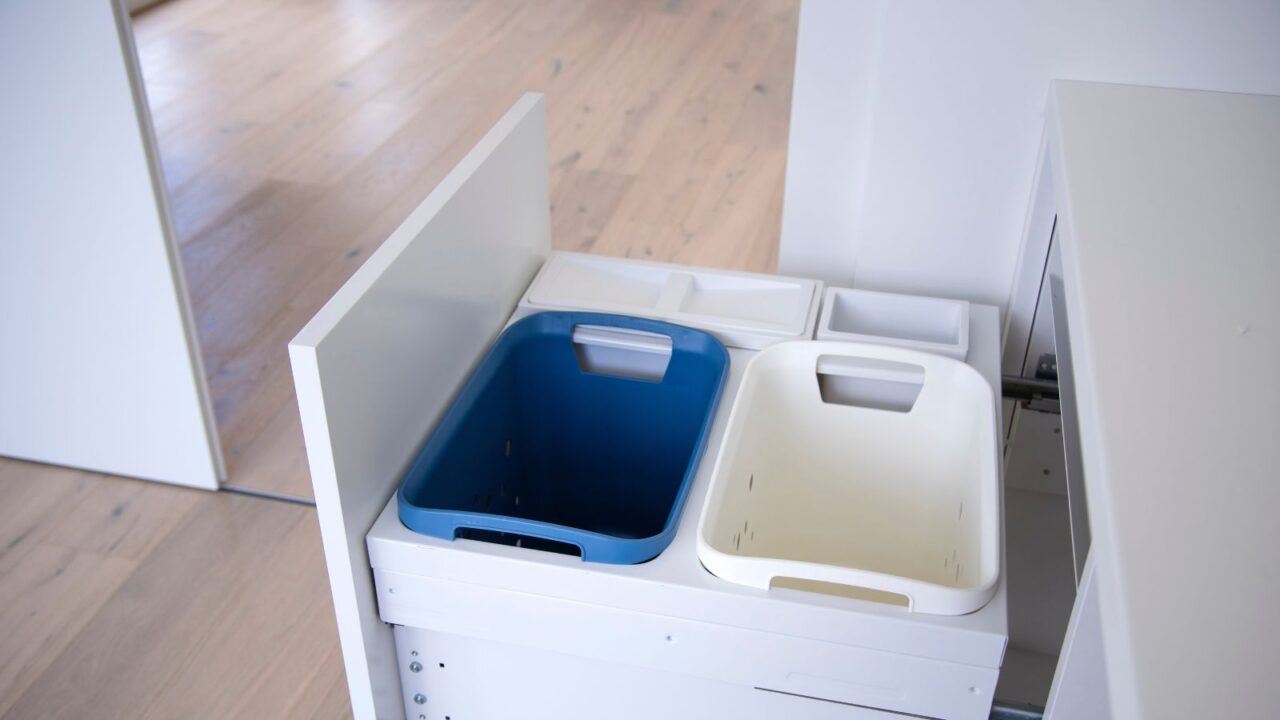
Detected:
left=409, top=661, right=423, bottom=673
left=413, top=693, right=427, bottom=705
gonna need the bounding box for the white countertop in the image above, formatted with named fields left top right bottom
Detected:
left=1049, top=80, right=1280, bottom=719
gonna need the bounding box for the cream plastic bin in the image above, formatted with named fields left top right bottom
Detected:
left=697, top=341, right=1001, bottom=615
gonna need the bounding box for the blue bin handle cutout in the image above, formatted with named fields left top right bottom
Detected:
left=544, top=312, right=715, bottom=362
left=447, top=513, right=587, bottom=556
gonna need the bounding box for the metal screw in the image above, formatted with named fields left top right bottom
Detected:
left=413, top=693, right=427, bottom=705
left=409, top=661, right=423, bottom=673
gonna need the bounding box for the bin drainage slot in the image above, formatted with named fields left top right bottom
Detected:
left=573, top=325, right=672, bottom=381
left=454, top=527, right=582, bottom=557
left=772, top=576, right=911, bottom=608
left=816, top=356, right=923, bottom=413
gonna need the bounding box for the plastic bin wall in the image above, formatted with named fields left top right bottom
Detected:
left=399, top=311, right=729, bottom=564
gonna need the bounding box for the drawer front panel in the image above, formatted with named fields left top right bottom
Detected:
left=377, top=570, right=996, bottom=720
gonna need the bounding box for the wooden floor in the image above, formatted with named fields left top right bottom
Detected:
left=147, top=0, right=798, bottom=500
left=0, top=0, right=797, bottom=716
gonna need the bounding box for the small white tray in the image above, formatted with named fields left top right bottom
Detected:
left=518, top=252, right=822, bottom=350
left=817, top=287, right=969, bottom=360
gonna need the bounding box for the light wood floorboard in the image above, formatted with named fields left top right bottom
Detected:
left=0, top=0, right=796, bottom=716
left=140, top=0, right=796, bottom=498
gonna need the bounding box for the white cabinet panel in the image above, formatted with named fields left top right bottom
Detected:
left=1049, top=81, right=1280, bottom=719
left=289, top=93, right=551, bottom=719
left=0, top=0, right=221, bottom=488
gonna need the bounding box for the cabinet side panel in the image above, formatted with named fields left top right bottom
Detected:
left=290, top=93, right=551, bottom=719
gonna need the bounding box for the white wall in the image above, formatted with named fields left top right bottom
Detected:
left=0, top=0, right=222, bottom=488
left=780, top=0, right=1280, bottom=309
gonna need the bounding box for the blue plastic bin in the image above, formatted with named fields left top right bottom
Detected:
left=397, top=311, right=729, bottom=564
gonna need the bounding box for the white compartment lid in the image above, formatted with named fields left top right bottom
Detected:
left=521, top=252, right=822, bottom=350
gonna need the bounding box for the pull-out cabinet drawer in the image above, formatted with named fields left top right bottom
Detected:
left=292, top=93, right=1009, bottom=720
